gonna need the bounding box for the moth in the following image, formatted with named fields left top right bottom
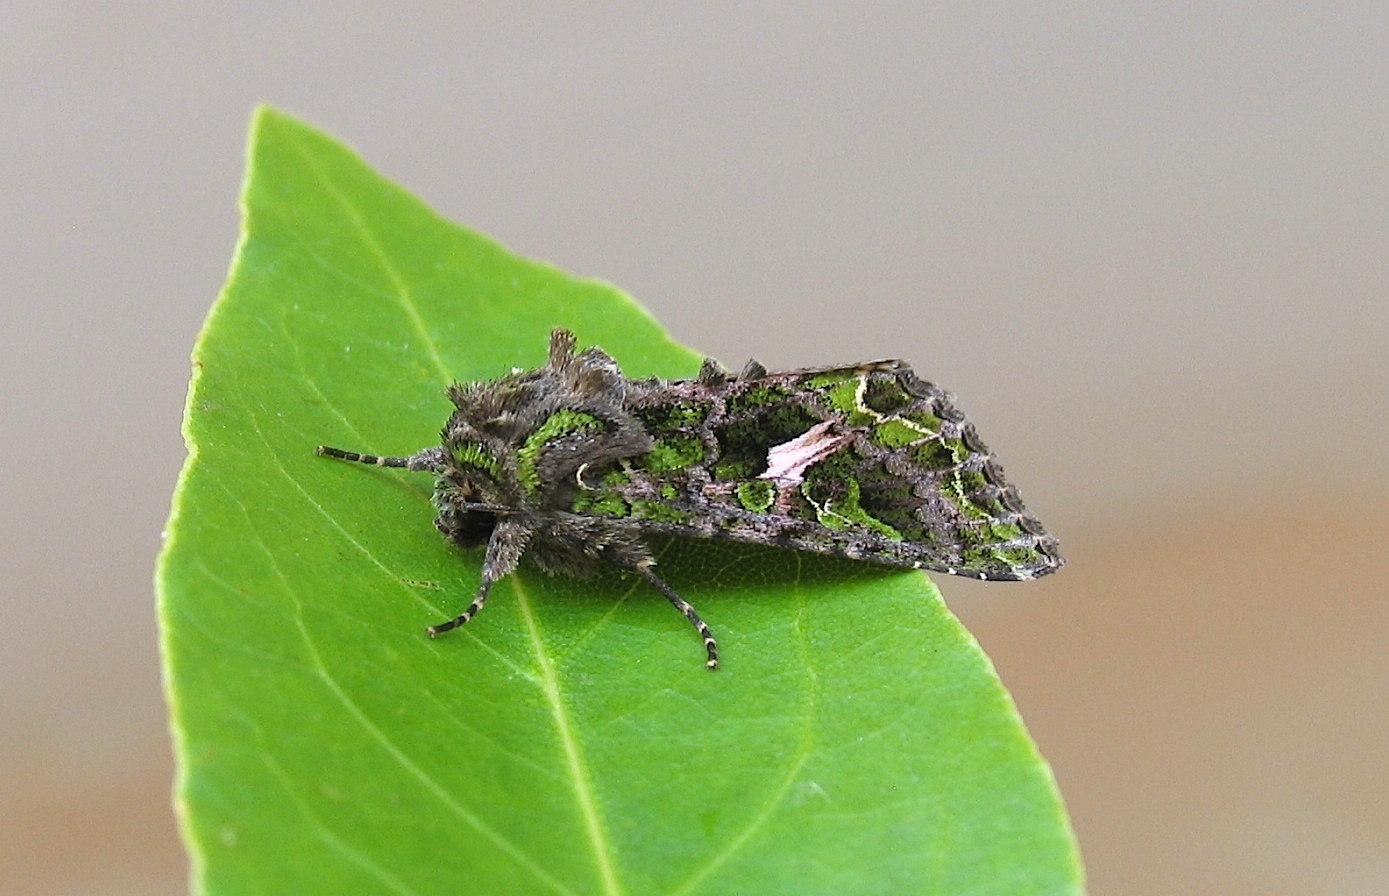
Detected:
left=317, top=328, right=1062, bottom=669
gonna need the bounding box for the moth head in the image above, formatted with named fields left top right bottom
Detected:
left=432, top=493, right=497, bottom=549
left=431, top=436, right=517, bottom=548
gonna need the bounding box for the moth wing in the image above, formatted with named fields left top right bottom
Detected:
left=591, top=359, right=1062, bottom=581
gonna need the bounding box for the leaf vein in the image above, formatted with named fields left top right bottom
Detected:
left=221, top=396, right=575, bottom=892
left=285, top=128, right=451, bottom=384
left=670, top=555, right=820, bottom=895
left=514, top=577, right=625, bottom=896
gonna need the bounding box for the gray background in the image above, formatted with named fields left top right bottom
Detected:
left=4, top=5, right=1387, bottom=894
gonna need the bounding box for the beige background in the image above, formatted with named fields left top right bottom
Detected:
left=3, top=6, right=1386, bottom=894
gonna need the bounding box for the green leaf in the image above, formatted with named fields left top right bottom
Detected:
left=158, top=107, right=1083, bottom=896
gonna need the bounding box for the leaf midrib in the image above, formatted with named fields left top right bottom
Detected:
left=515, top=578, right=625, bottom=896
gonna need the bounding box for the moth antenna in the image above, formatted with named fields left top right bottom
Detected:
left=636, top=562, right=719, bottom=670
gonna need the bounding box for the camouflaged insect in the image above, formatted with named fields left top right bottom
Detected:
left=317, top=328, right=1063, bottom=670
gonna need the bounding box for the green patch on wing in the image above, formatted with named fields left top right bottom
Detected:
left=450, top=440, right=502, bottom=478
left=516, top=409, right=604, bottom=492
left=639, top=434, right=706, bottom=473
left=735, top=479, right=777, bottom=513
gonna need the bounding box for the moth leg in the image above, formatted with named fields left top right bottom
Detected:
left=428, top=518, right=531, bottom=638
left=635, top=562, right=719, bottom=671
left=426, top=578, right=492, bottom=637
left=316, top=445, right=445, bottom=472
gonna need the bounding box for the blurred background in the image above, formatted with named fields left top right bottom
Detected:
left=3, top=5, right=1386, bottom=894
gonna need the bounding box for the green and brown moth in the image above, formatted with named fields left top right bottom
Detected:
left=317, top=328, right=1063, bottom=669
